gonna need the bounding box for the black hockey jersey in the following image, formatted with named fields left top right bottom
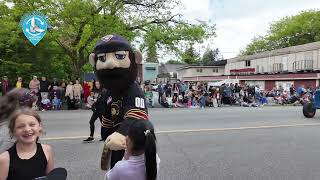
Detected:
left=98, top=82, right=149, bottom=136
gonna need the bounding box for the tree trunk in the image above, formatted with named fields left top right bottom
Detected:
left=71, top=56, right=87, bottom=80
left=71, top=58, right=82, bottom=80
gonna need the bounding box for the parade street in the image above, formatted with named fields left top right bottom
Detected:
left=40, top=106, right=320, bottom=180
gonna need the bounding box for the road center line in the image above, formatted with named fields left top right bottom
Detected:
left=156, top=123, right=320, bottom=134
left=42, top=123, right=320, bottom=141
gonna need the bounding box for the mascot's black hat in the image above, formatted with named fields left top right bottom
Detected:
left=94, top=34, right=133, bottom=54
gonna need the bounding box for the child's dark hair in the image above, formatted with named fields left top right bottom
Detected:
left=128, top=120, right=157, bottom=180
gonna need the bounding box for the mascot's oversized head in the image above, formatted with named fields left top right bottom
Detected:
left=89, top=34, right=142, bottom=93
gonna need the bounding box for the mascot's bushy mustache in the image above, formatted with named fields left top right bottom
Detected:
left=96, top=68, right=135, bottom=93
left=96, top=68, right=133, bottom=79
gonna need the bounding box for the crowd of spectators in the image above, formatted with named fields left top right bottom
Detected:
left=0, top=75, right=95, bottom=111
left=145, top=80, right=317, bottom=108
left=2, top=75, right=317, bottom=110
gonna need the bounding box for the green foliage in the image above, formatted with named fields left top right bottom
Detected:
left=165, top=60, right=185, bottom=64
left=142, top=22, right=215, bottom=63
left=82, top=63, right=94, bottom=73
left=242, top=10, right=320, bottom=55
left=181, top=45, right=200, bottom=64
left=201, top=47, right=222, bottom=65
left=0, top=0, right=215, bottom=80
left=0, top=1, right=70, bottom=81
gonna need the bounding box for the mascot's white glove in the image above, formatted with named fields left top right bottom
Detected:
left=105, top=132, right=126, bottom=150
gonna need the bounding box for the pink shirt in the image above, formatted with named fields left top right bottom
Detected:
left=105, top=154, right=160, bottom=180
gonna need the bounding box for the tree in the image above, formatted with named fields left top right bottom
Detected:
left=165, top=60, right=185, bottom=64
left=242, top=10, right=320, bottom=55
left=240, top=36, right=272, bottom=55
left=201, top=47, right=221, bottom=65
left=181, top=45, right=200, bottom=64
left=1, top=0, right=215, bottom=79
left=45, top=0, right=214, bottom=76
left=142, top=22, right=215, bottom=63
left=0, top=1, right=71, bottom=81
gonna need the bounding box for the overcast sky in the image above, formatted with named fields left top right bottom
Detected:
left=179, top=0, right=320, bottom=59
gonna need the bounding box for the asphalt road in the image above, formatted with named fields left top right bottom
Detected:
left=38, top=106, right=320, bottom=180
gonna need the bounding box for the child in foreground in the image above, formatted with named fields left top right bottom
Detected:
left=0, top=108, right=54, bottom=180
left=105, top=120, right=160, bottom=180
left=0, top=88, right=37, bottom=154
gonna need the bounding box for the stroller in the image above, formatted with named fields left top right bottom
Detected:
left=41, top=94, right=52, bottom=111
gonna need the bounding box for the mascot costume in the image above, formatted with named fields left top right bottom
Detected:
left=89, top=34, right=149, bottom=170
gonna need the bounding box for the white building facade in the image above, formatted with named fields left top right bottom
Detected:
left=225, top=42, right=320, bottom=75
left=177, top=66, right=224, bottom=80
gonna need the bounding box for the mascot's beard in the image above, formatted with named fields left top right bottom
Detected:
left=96, top=68, right=136, bottom=93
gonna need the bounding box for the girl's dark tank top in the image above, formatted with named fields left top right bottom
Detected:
left=7, top=143, right=48, bottom=180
